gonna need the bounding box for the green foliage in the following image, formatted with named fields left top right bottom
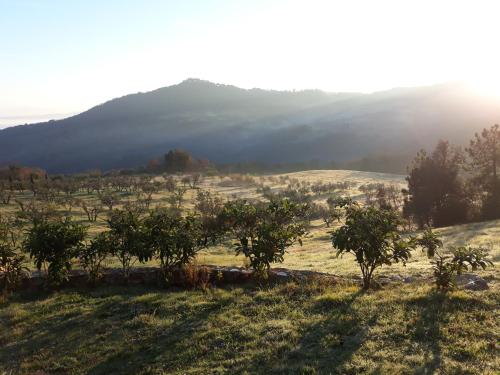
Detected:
left=79, top=232, right=112, bottom=284
left=416, top=226, right=443, bottom=258
left=0, top=214, right=27, bottom=293
left=466, top=124, right=500, bottom=220
left=144, top=209, right=206, bottom=280
left=332, top=203, right=416, bottom=289
left=431, top=246, right=493, bottom=291
left=222, top=199, right=308, bottom=275
left=106, top=209, right=147, bottom=281
left=23, top=220, right=86, bottom=286
left=404, top=140, right=469, bottom=228
left=0, top=245, right=27, bottom=293
left=194, top=190, right=225, bottom=243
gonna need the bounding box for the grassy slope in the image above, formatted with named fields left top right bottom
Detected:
left=1, top=282, right=498, bottom=374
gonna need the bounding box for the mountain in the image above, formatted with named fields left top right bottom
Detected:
left=1, top=79, right=499, bottom=173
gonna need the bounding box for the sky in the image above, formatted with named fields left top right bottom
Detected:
left=1, top=0, right=500, bottom=127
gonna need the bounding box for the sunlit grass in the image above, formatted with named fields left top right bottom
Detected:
left=1, top=282, right=498, bottom=374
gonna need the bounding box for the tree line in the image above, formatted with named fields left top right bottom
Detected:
left=404, top=124, right=500, bottom=227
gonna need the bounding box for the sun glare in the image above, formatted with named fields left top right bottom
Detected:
left=469, top=77, right=500, bottom=99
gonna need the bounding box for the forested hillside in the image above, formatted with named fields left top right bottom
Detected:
left=1, top=79, right=499, bottom=173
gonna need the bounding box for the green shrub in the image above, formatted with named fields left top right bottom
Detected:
left=79, top=232, right=112, bottom=284
left=0, top=246, right=27, bottom=294
left=432, top=246, right=493, bottom=291
left=0, top=214, right=26, bottom=294
left=331, top=203, right=416, bottom=289
left=143, top=209, right=206, bottom=281
left=24, top=220, right=87, bottom=286
left=222, top=199, right=308, bottom=275
left=106, top=209, right=147, bottom=281
left=416, top=226, right=443, bottom=258
left=416, top=227, right=493, bottom=290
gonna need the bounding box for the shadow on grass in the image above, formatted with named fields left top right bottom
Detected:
left=0, top=285, right=237, bottom=374
left=403, top=290, right=495, bottom=374
left=1, top=285, right=496, bottom=374
left=250, top=289, right=369, bottom=374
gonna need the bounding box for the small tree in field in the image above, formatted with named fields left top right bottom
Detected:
left=24, top=219, right=87, bottom=286
left=415, top=227, right=493, bottom=290
left=99, top=192, right=120, bottom=211
left=221, top=199, right=308, bottom=276
left=432, top=246, right=493, bottom=291
left=0, top=214, right=27, bottom=294
left=78, top=199, right=102, bottom=222
left=106, top=209, right=147, bottom=281
left=332, top=203, right=416, bottom=289
left=79, top=232, right=112, bottom=284
left=143, top=209, right=206, bottom=281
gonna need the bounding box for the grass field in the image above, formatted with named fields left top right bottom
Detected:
left=1, top=282, right=499, bottom=374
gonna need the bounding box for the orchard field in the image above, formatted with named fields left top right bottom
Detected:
left=1, top=169, right=499, bottom=374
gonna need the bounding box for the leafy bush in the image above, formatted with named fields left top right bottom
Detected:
left=331, top=203, right=416, bottom=289
left=0, top=246, right=27, bottom=294
left=0, top=213, right=26, bottom=293
left=415, top=227, right=493, bottom=290
left=79, top=232, right=112, bottom=284
left=143, top=209, right=206, bottom=281
left=106, top=209, right=147, bottom=281
left=24, top=220, right=87, bottom=286
left=194, top=190, right=225, bottom=243
left=317, top=196, right=352, bottom=226
left=416, top=226, right=443, bottom=258
left=221, top=199, right=308, bottom=275
left=432, top=246, right=493, bottom=291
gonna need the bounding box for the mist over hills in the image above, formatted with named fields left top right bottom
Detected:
left=1, top=79, right=499, bottom=173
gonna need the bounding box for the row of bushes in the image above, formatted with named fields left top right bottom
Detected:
left=0, top=197, right=308, bottom=290
left=1, top=196, right=493, bottom=295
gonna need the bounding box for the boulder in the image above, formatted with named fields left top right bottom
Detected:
left=456, top=274, right=489, bottom=291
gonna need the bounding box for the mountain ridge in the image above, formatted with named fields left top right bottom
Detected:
left=1, top=79, right=499, bottom=173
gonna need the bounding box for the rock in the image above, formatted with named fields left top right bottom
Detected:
left=403, top=276, right=416, bottom=283
left=456, top=274, right=489, bottom=291
left=377, top=277, right=391, bottom=285
left=464, top=280, right=489, bottom=291
left=390, top=275, right=403, bottom=282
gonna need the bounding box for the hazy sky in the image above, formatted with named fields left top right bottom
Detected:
left=1, top=0, right=500, bottom=127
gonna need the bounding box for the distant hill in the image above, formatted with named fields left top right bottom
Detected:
left=1, top=79, right=499, bottom=173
